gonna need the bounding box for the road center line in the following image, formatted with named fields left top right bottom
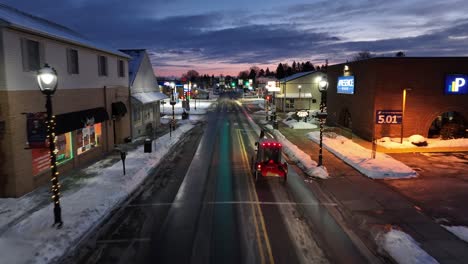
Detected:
left=238, top=129, right=275, bottom=264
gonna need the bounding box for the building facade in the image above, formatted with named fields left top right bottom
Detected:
left=0, top=4, right=131, bottom=197
left=120, top=49, right=167, bottom=139
left=276, top=71, right=323, bottom=112
left=326, top=57, right=468, bottom=141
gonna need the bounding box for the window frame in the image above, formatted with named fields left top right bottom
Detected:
left=66, top=48, right=79, bottom=74
left=98, top=55, right=108, bottom=76
left=118, top=59, right=125, bottom=77
left=21, top=38, right=44, bottom=72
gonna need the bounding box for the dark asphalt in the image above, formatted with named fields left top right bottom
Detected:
left=73, top=93, right=378, bottom=264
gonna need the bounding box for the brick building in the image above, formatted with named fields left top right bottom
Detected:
left=326, top=57, right=468, bottom=141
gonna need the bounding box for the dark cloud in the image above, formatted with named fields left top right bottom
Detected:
left=2, top=0, right=468, bottom=76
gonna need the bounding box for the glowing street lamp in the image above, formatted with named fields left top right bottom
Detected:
left=298, top=85, right=302, bottom=99
left=37, top=64, right=63, bottom=228
left=400, top=88, right=412, bottom=143
left=317, top=77, right=329, bottom=167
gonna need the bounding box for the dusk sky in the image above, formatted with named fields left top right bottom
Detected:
left=3, top=0, right=468, bottom=77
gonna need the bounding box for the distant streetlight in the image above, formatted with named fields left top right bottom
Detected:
left=170, top=82, right=176, bottom=137
left=193, top=84, right=197, bottom=110
left=298, top=85, right=302, bottom=99
left=317, top=77, right=329, bottom=167
left=37, top=63, right=63, bottom=228
left=400, top=88, right=412, bottom=143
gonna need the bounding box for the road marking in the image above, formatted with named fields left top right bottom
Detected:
left=237, top=130, right=265, bottom=264
left=238, top=130, right=275, bottom=264
left=96, top=238, right=151, bottom=244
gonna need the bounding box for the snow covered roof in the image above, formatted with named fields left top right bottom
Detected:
left=276, top=93, right=313, bottom=98
left=132, top=91, right=168, bottom=104
left=120, top=49, right=146, bottom=86
left=0, top=3, right=130, bottom=58
left=279, top=71, right=316, bottom=83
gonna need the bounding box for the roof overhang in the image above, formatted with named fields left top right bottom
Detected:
left=132, top=92, right=168, bottom=104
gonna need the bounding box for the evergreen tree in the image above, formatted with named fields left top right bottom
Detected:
left=259, top=69, right=265, bottom=77
left=303, top=61, right=314, bottom=72
left=265, top=67, right=271, bottom=77
left=286, top=66, right=293, bottom=77
left=276, top=63, right=285, bottom=79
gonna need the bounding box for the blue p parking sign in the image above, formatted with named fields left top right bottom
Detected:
left=445, top=74, right=468, bottom=95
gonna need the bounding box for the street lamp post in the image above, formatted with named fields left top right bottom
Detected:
left=400, top=88, right=412, bottom=143
left=194, top=84, right=198, bottom=110
left=298, top=85, right=302, bottom=99
left=317, top=77, right=328, bottom=167
left=170, top=83, right=176, bottom=137
left=37, top=64, right=63, bottom=228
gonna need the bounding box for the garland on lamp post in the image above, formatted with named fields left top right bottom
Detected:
left=37, top=64, right=63, bottom=228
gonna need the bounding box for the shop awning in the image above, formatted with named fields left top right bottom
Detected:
left=111, top=101, right=127, bottom=118
left=131, top=92, right=168, bottom=104
left=55, top=107, right=109, bottom=134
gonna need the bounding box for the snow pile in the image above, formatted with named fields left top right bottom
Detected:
left=282, top=119, right=317, bottom=129
left=0, top=124, right=195, bottom=264
left=377, top=229, right=438, bottom=264
left=378, top=136, right=468, bottom=149
left=266, top=125, right=328, bottom=179
left=409, top=135, right=426, bottom=144
left=307, top=132, right=416, bottom=179
left=442, top=225, right=468, bottom=243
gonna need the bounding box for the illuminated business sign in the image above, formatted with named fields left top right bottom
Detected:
left=376, top=110, right=402, bottom=124
left=337, top=76, right=355, bottom=94
left=445, top=74, right=468, bottom=94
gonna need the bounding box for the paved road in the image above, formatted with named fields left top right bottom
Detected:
left=73, top=93, right=369, bottom=264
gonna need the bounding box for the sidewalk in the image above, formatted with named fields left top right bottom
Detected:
left=274, top=120, right=468, bottom=264
left=0, top=121, right=197, bottom=264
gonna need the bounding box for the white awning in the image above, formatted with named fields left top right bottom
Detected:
left=132, top=92, right=168, bottom=104
left=275, top=93, right=313, bottom=98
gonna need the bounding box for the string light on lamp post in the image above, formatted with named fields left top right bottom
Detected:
left=37, top=63, right=63, bottom=228
left=316, top=76, right=328, bottom=167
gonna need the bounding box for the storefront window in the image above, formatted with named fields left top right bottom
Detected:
left=77, top=123, right=102, bottom=155
left=32, top=132, right=73, bottom=176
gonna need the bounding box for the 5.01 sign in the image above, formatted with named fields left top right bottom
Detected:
left=376, top=110, right=402, bottom=124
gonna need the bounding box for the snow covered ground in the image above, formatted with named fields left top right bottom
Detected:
left=0, top=99, right=217, bottom=264
left=265, top=125, right=329, bottom=179
left=307, top=131, right=416, bottom=179
left=377, top=229, right=439, bottom=264
left=0, top=124, right=196, bottom=264
left=378, top=136, right=468, bottom=149
left=282, top=119, right=317, bottom=129
left=442, top=225, right=468, bottom=243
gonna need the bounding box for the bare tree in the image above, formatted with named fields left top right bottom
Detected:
left=182, top=70, right=200, bottom=82
left=352, top=50, right=373, bottom=61
left=249, top=66, right=260, bottom=76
